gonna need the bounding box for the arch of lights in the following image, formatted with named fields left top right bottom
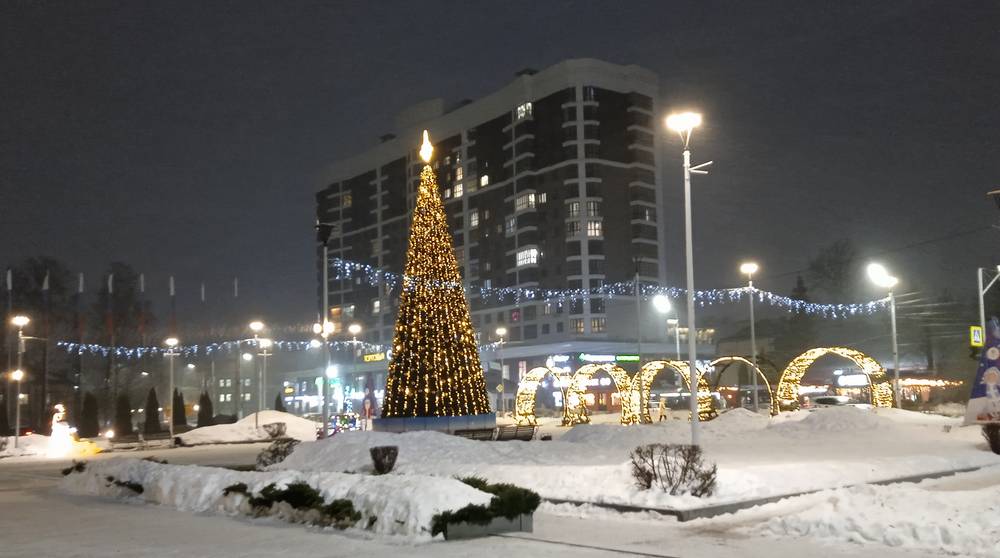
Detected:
left=514, top=366, right=571, bottom=426
left=563, top=364, right=637, bottom=425
left=772, top=347, right=894, bottom=414
left=633, top=360, right=715, bottom=423
left=710, top=356, right=775, bottom=415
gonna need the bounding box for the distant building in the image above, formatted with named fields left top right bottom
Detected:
left=316, top=58, right=715, bottom=410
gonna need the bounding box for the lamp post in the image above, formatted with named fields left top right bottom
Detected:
left=740, top=262, right=760, bottom=412
left=495, top=326, right=507, bottom=415
left=313, top=320, right=335, bottom=437
left=651, top=295, right=680, bottom=360
left=258, top=338, right=272, bottom=416
left=248, top=321, right=264, bottom=428
left=867, top=263, right=900, bottom=408
left=977, top=265, right=1000, bottom=332
left=164, top=337, right=179, bottom=439
left=10, top=369, right=24, bottom=448
left=348, top=323, right=361, bottom=415
left=666, top=111, right=711, bottom=446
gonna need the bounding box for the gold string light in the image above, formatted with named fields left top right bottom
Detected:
left=772, top=347, right=894, bottom=414
left=380, top=131, right=491, bottom=418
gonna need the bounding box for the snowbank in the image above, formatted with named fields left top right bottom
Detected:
left=60, top=457, right=491, bottom=539
left=752, top=479, right=1000, bottom=557
left=178, top=411, right=317, bottom=445
left=273, top=406, right=1000, bottom=510
left=0, top=434, right=49, bottom=458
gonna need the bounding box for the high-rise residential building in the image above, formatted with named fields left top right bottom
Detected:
left=316, top=58, right=714, bottom=412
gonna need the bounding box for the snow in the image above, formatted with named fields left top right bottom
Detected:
left=177, top=411, right=318, bottom=445
left=60, top=457, right=491, bottom=539
left=0, top=434, right=50, bottom=458
left=274, top=406, right=1000, bottom=510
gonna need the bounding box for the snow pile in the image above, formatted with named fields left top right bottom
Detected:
left=767, top=405, right=893, bottom=436
left=0, top=434, right=49, bottom=458
left=60, top=457, right=491, bottom=539
left=178, top=411, right=317, bottom=445
left=755, top=481, right=1000, bottom=557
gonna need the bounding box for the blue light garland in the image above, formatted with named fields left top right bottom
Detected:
left=56, top=339, right=387, bottom=360
left=330, top=257, right=888, bottom=319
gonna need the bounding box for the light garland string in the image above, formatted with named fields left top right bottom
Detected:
left=56, top=339, right=386, bottom=359
left=330, top=258, right=889, bottom=319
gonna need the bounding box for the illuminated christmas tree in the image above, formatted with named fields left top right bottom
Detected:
left=381, top=131, right=492, bottom=418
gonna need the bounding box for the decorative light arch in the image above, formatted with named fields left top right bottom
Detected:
left=564, top=364, right=636, bottom=425
left=772, top=347, right=894, bottom=414
left=710, top=356, right=775, bottom=415
left=632, top=360, right=715, bottom=423
left=514, top=366, right=570, bottom=426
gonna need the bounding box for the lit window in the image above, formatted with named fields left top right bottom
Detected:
left=515, top=193, right=536, bottom=211
left=516, top=102, right=533, bottom=120
left=456, top=167, right=463, bottom=181
left=480, top=175, right=489, bottom=187
left=587, top=221, right=603, bottom=237
left=586, top=201, right=602, bottom=216
left=505, top=216, right=516, bottom=236
left=224, top=379, right=232, bottom=387
left=470, top=210, right=479, bottom=229
left=243, top=378, right=252, bottom=386
left=218, top=394, right=225, bottom=402
left=537, top=192, right=547, bottom=204
left=225, top=393, right=233, bottom=402
left=518, top=360, right=528, bottom=380
left=484, top=261, right=492, bottom=272
left=516, top=248, right=538, bottom=266
left=571, top=318, right=585, bottom=334
left=567, top=201, right=580, bottom=218
left=444, top=188, right=451, bottom=199
left=454, top=183, right=464, bottom=198
left=218, top=379, right=226, bottom=387
left=243, top=393, right=251, bottom=401
left=591, top=317, right=606, bottom=333
left=483, top=279, right=492, bottom=289
left=483, top=209, right=490, bottom=220
left=342, top=192, right=352, bottom=208
left=566, top=221, right=580, bottom=236
left=372, top=299, right=381, bottom=314
left=344, top=304, right=355, bottom=318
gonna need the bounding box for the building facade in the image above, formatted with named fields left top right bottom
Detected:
left=316, top=58, right=714, bottom=411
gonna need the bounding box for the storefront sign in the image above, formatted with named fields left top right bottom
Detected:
left=363, top=352, right=386, bottom=363
left=971, top=326, right=985, bottom=348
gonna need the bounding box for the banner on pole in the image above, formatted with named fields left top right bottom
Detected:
left=965, top=318, right=1000, bottom=424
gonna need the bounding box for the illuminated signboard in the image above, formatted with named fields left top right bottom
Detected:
left=363, top=352, right=386, bottom=363
left=579, top=353, right=615, bottom=363
left=614, top=354, right=640, bottom=362
left=971, top=326, right=985, bottom=348
left=283, top=386, right=295, bottom=395
left=836, top=374, right=869, bottom=388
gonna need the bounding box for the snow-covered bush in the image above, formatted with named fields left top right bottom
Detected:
left=369, top=445, right=398, bottom=474
left=226, top=480, right=361, bottom=529
left=431, top=477, right=540, bottom=537
left=256, top=438, right=300, bottom=469
left=629, top=443, right=717, bottom=497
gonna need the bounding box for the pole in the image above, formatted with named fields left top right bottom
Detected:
left=890, top=290, right=900, bottom=408
left=635, top=269, right=642, bottom=364
left=682, top=147, right=700, bottom=446
left=321, top=242, right=330, bottom=437
left=499, top=338, right=505, bottom=415
left=352, top=336, right=358, bottom=415
left=253, top=334, right=259, bottom=430
left=234, top=341, right=242, bottom=419
left=748, top=279, right=759, bottom=412
left=14, top=329, right=23, bottom=448
left=673, top=320, right=681, bottom=360
left=167, top=351, right=175, bottom=439
left=322, top=339, right=331, bottom=438
left=979, top=268, right=987, bottom=332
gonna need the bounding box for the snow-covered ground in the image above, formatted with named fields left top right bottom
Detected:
left=1, top=434, right=52, bottom=458
left=177, top=411, right=318, bottom=445
left=276, top=406, right=999, bottom=509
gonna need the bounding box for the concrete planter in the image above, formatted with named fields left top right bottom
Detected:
left=372, top=413, right=496, bottom=434
left=443, top=513, right=533, bottom=540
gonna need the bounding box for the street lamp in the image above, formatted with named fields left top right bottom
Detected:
left=651, top=295, right=681, bottom=361
left=739, top=262, right=761, bottom=412
left=314, top=320, right=335, bottom=436
left=666, top=111, right=711, bottom=446
left=867, top=262, right=900, bottom=408
left=245, top=321, right=265, bottom=427
left=10, top=369, right=24, bottom=448
left=495, top=326, right=508, bottom=415
left=347, top=324, right=362, bottom=414
left=164, top=337, right=179, bottom=439
left=258, top=338, right=273, bottom=418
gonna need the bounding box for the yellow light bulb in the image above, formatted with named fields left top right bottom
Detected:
left=419, top=130, right=433, bottom=163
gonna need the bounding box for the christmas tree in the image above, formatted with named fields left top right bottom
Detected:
left=381, top=131, right=491, bottom=418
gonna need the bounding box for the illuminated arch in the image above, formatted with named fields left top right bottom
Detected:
left=514, top=366, right=570, bottom=426
left=710, top=356, right=775, bottom=415
left=564, top=364, right=636, bottom=425
left=772, top=347, right=894, bottom=414
left=633, top=360, right=715, bottom=423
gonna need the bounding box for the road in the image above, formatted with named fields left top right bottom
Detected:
left=0, top=445, right=952, bottom=558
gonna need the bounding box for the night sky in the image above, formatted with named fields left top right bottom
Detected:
left=2, top=1, right=998, bottom=326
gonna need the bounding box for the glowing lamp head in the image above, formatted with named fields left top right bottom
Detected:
left=665, top=112, right=702, bottom=133
left=11, top=369, right=25, bottom=382
left=652, top=294, right=672, bottom=314
left=308, top=339, right=322, bottom=349
left=104, top=429, right=115, bottom=439
left=242, top=352, right=253, bottom=362
left=11, top=315, right=29, bottom=328
left=866, top=263, right=899, bottom=289
left=312, top=322, right=322, bottom=334
left=248, top=320, right=264, bottom=333
left=348, top=323, right=362, bottom=336
left=325, top=365, right=339, bottom=379
left=259, top=338, right=273, bottom=349
left=164, top=337, right=179, bottom=348
left=419, top=130, right=433, bottom=163
left=740, top=262, right=759, bottom=277
left=495, top=326, right=507, bottom=338
left=322, top=321, right=335, bottom=336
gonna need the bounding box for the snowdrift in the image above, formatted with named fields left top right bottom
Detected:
left=60, top=457, right=491, bottom=539
left=177, top=411, right=317, bottom=445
